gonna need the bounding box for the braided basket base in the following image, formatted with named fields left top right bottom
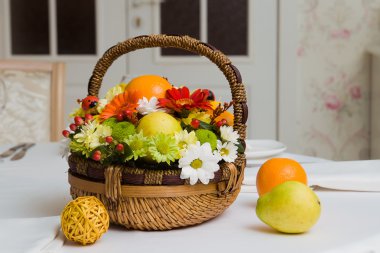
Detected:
left=70, top=183, right=240, bottom=231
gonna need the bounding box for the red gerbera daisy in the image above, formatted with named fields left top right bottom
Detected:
left=158, top=86, right=212, bottom=112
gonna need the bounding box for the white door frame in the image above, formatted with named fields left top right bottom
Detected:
left=278, top=1, right=298, bottom=152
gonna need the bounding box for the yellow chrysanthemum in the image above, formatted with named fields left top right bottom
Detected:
left=148, top=134, right=180, bottom=164
left=69, top=105, right=85, bottom=118
left=74, top=121, right=112, bottom=151
left=125, top=132, right=149, bottom=160
left=105, top=83, right=127, bottom=101
left=174, top=130, right=198, bottom=152
left=182, top=110, right=211, bottom=125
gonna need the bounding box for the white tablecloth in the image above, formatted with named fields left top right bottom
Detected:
left=0, top=143, right=71, bottom=218
left=1, top=143, right=380, bottom=253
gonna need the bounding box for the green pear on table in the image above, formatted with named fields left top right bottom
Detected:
left=256, top=181, right=321, bottom=233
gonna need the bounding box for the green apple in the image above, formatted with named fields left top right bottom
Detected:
left=137, top=111, right=181, bottom=136
left=256, top=181, right=321, bottom=233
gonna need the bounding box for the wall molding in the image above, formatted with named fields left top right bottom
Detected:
left=278, top=0, right=298, bottom=152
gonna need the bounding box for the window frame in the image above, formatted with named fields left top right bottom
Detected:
left=2, top=0, right=103, bottom=61
left=153, top=0, right=254, bottom=64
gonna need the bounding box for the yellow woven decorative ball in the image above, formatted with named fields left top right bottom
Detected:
left=61, top=196, right=109, bottom=245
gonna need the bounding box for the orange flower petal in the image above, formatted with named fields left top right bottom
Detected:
left=99, top=91, right=139, bottom=122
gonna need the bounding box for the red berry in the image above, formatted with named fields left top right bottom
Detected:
left=191, top=119, right=200, bottom=129
left=123, top=109, right=133, bottom=117
left=105, top=136, right=113, bottom=143
left=116, top=144, right=124, bottom=152
left=74, top=116, right=84, bottom=126
left=62, top=130, right=70, bottom=138
left=93, top=150, right=101, bottom=155
left=221, top=119, right=227, bottom=125
left=69, top=123, right=77, bottom=131
left=92, top=153, right=101, bottom=161
left=116, top=113, right=124, bottom=122
left=216, top=120, right=224, bottom=128
left=85, top=114, right=94, bottom=122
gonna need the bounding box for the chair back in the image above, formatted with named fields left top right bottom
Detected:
left=0, top=61, right=65, bottom=144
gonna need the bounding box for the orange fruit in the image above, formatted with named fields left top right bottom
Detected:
left=215, top=111, right=234, bottom=126
left=125, top=75, right=172, bottom=100
left=256, top=158, right=307, bottom=196
left=207, top=101, right=234, bottom=126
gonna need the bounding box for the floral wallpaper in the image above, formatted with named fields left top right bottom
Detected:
left=296, top=0, right=380, bottom=160
left=0, top=70, right=51, bottom=145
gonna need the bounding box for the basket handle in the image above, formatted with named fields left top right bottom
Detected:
left=88, top=34, right=248, bottom=140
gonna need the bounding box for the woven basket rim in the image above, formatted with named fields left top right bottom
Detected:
left=68, top=153, right=233, bottom=186
left=69, top=172, right=238, bottom=198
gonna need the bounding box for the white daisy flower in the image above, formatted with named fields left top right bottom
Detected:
left=174, top=130, right=198, bottom=153
left=137, top=96, right=164, bottom=115
left=74, top=121, right=112, bottom=150
left=220, top=125, right=239, bottom=144
left=179, top=141, right=221, bottom=185
left=216, top=140, right=238, bottom=162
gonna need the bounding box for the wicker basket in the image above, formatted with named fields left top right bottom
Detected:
left=68, top=34, right=248, bottom=231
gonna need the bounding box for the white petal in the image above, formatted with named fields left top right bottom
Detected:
left=222, top=155, right=233, bottom=162
left=213, top=151, right=222, bottom=161
left=201, top=142, right=212, bottom=153
left=179, top=157, right=191, bottom=167
left=180, top=166, right=193, bottom=179
left=225, top=141, right=234, bottom=149
left=207, top=153, right=221, bottom=164
left=228, top=152, right=238, bottom=162
left=217, top=140, right=223, bottom=149
left=198, top=170, right=211, bottom=184
left=205, top=170, right=215, bottom=180
left=197, top=169, right=206, bottom=183
left=189, top=172, right=199, bottom=185
left=179, top=150, right=197, bottom=166
left=203, top=161, right=220, bottom=173
left=195, top=141, right=202, bottom=148
left=199, top=147, right=214, bottom=162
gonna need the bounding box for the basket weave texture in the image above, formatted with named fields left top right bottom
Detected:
left=68, top=34, right=248, bottom=230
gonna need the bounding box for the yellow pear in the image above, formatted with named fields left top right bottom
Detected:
left=256, top=181, right=321, bottom=233
left=136, top=111, right=181, bottom=136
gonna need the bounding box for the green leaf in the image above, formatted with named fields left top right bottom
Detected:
left=236, top=139, right=245, bottom=154
left=180, top=121, right=187, bottom=129
left=181, top=119, right=217, bottom=133
left=199, top=120, right=213, bottom=130
left=121, top=142, right=133, bottom=162
left=68, top=133, right=75, bottom=140
left=179, top=109, right=191, bottom=118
